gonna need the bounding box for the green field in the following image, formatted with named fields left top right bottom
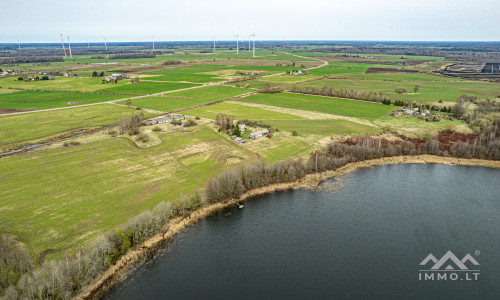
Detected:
left=267, top=119, right=382, bottom=135
left=0, top=77, right=114, bottom=92
left=141, top=64, right=294, bottom=83
left=184, top=102, right=303, bottom=120
left=0, top=104, right=155, bottom=145
left=0, top=90, right=128, bottom=110
left=239, top=93, right=395, bottom=119
left=0, top=124, right=314, bottom=259
left=122, top=85, right=253, bottom=112
left=291, top=73, right=500, bottom=103
left=97, top=81, right=197, bottom=94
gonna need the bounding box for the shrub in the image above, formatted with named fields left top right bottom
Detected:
left=292, top=131, right=299, bottom=136
left=184, top=119, right=197, bottom=127
left=171, top=119, right=182, bottom=126
left=394, top=87, right=408, bottom=94
left=152, top=126, right=162, bottom=132
left=135, top=133, right=150, bottom=142
left=108, top=129, right=117, bottom=136
left=195, top=116, right=200, bottom=120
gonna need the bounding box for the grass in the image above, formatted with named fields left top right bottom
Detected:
left=0, top=77, right=114, bottom=92
left=184, top=102, right=302, bottom=120
left=141, top=64, right=293, bottom=83
left=231, top=74, right=320, bottom=89
left=121, top=85, right=253, bottom=112
left=0, top=104, right=155, bottom=145
left=0, top=125, right=256, bottom=259
left=239, top=93, right=395, bottom=120
left=0, top=90, right=128, bottom=110
left=96, top=81, right=197, bottom=94
left=291, top=73, right=500, bottom=104
left=267, top=119, right=382, bottom=135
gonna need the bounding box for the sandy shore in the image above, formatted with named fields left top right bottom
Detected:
left=76, top=155, right=500, bottom=299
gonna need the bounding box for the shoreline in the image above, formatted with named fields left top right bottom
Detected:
left=76, top=155, right=500, bottom=300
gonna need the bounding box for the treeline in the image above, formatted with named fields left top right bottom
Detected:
left=118, top=113, right=144, bottom=135
left=0, top=56, right=63, bottom=65
left=0, top=235, right=32, bottom=296
left=205, top=127, right=500, bottom=204
left=91, top=52, right=156, bottom=60
left=258, top=82, right=282, bottom=93
left=162, top=60, right=182, bottom=65
left=0, top=193, right=202, bottom=299
left=289, top=85, right=452, bottom=112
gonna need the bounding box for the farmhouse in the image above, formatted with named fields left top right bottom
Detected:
left=289, top=70, right=303, bottom=75
left=145, top=115, right=186, bottom=125
left=248, top=129, right=269, bottom=139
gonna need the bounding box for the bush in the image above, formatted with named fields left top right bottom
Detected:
left=292, top=131, right=299, bottom=136
left=135, top=133, right=150, bottom=142
left=394, top=87, right=408, bottom=94
left=171, top=119, right=182, bottom=125
left=195, top=116, right=200, bottom=120
left=152, top=126, right=162, bottom=132
left=63, top=141, right=80, bottom=147
left=108, top=129, right=117, bottom=136
left=184, top=119, right=197, bottom=127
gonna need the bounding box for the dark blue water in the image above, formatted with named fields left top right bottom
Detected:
left=104, top=164, right=500, bottom=300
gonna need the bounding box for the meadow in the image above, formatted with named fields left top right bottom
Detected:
left=121, top=85, right=253, bottom=112
left=0, top=124, right=313, bottom=259
left=267, top=119, right=382, bottom=135
left=239, top=93, right=395, bottom=120
left=96, top=81, right=197, bottom=94
left=184, top=102, right=303, bottom=120
left=0, top=90, right=128, bottom=110
left=0, top=104, right=155, bottom=145
left=291, top=73, right=500, bottom=104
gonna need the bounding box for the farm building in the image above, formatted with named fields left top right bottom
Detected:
left=112, top=73, right=124, bottom=78
left=248, top=129, right=269, bottom=139
left=145, top=115, right=186, bottom=125
left=238, top=124, right=246, bottom=132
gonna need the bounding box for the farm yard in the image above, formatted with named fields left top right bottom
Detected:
left=1, top=42, right=498, bottom=294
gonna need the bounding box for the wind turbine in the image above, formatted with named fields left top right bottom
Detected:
left=18, top=40, right=21, bottom=50
left=152, top=36, right=155, bottom=51
left=87, top=40, right=90, bottom=48
left=234, top=33, right=239, bottom=54
left=104, top=37, right=108, bottom=51
left=67, top=36, right=72, bottom=58
left=248, top=30, right=251, bottom=52
left=212, top=36, right=216, bottom=52
left=251, top=26, right=256, bottom=58
left=60, top=34, right=67, bottom=58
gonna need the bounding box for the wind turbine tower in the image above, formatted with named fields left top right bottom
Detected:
left=18, top=40, right=21, bottom=50
left=234, top=34, right=239, bottom=54
left=250, top=28, right=256, bottom=58
left=60, top=33, right=67, bottom=58
left=87, top=40, right=90, bottom=48
left=212, top=36, right=216, bottom=52
left=104, top=37, right=108, bottom=51
left=248, top=31, right=251, bottom=52
left=67, top=36, right=73, bottom=58
left=152, top=36, right=155, bottom=51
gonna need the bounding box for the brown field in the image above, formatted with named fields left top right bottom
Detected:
left=365, top=67, right=419, bottom=74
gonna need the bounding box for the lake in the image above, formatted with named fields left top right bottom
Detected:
left=104, top=164, right=500, bottom=299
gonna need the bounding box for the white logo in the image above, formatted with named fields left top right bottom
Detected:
left=418, top=250, right=480, bottom=281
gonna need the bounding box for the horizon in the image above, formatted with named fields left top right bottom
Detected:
left=2, top=0, right=499, bottom=43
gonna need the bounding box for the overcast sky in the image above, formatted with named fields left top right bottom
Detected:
left=1, top=0, right=499, bottom=43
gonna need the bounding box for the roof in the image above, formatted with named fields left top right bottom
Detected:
left=248, top=129, right=269, bottom=137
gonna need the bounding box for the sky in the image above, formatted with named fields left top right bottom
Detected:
left=1, top=0, right=499, bottom=43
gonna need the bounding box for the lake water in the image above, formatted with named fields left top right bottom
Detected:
left=103, top=164, right=500, bottom=299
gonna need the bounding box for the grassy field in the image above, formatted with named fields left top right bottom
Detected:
left=239, top=93, right=395, bottom=120
left=122, top=85, right=253, bottom=112
left=141, top=64, right=293, bottom=83
left=0, top=124, right=314, bottom=259
left=231, top=74, right=320, bottom=89
left=267, top=119, right=382, bottom=135
left=0, top=104, right=155, bottom=145
left=96, top=81, right=197, bottom=94
left=184, top=102, right=302, bottom=120
left=291, top=73, right=500, bottom=104
left=0, top=77, right=114, bottom=92
left=0, top=90, right=128, bottom=110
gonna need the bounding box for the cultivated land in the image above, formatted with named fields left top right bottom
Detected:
left=0, top=43, right=497, bottom=273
